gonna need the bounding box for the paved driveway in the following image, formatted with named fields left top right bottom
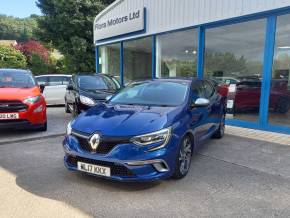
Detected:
left=1, top=132, right=290, bottom=218
left=0, top=107, right=72, bottom=144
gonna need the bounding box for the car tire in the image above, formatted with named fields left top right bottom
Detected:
left=65, top=100, right=70, bottom=113
left=212, top=114, right=225, bottom=139
left=172, top=135, right=193, bottom=179
left=38, top=122, right=47, bottom=132
left=275, top=97, right=290, bottom=114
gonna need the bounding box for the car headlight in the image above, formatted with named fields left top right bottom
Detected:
left=66, top=121, right=72, bottom=135
left=131, top=127, right=172, bottom=149
left=80, top=95, right=96, bottom=106
left=23, top=95, right=41, bottom=104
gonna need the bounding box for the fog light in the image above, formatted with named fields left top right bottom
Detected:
left=126, top=159, right=170, bottom=172
left=33, top=105, right=43, bottom=113
left=152, top=162, right=169, bottom=172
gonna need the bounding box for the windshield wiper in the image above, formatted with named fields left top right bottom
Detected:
left=159, top=105, right=171, bottom=107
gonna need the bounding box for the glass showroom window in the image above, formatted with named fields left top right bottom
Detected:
left=156, top=29, right=198, bottom=78
left=123, top=37, right=152, bottom=84
left=268, top=14, right=290, bottom=127
left=98, top=43, right=121, bottom=81
left=204, top=19, right=266, bottom=122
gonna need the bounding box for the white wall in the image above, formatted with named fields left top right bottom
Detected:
left=94, top=0, right=290, bottom=46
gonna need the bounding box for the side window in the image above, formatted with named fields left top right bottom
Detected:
left=102, top=76, right=117, bottom=90
left=48, top=76, right=69, bottom=86
left=36, top=77, right=48, bottom=85
left=62, top=77, right=70, bottom=85
left=203, top=81, right=215, bottom=99
left=48, top=77, right=62, bottom=86
left=68, top=78, right=73, bottom=86
left=192, top=82, right=205, bottom=100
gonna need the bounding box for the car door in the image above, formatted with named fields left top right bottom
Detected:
left=201, top=80, right=218, bottom=135
left=65, top=76, right=77, bottom=106
left=190, top=81, right=209, bottom=143
left=44, top=76, right=69, bottom=105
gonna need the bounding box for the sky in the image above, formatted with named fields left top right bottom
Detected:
left=0, top=0, right=41, bottom=18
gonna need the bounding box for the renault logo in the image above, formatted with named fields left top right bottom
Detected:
left=89, top=133, right=101, bottom=150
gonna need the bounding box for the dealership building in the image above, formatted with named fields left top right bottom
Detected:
left=94, top=0, right=290, bottom=134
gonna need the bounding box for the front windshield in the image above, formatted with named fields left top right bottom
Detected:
left=109, top=81, right=189, bottom=106
left=0, top=71, right=36, bottom=88
left=78, top=76, right=117, bottom=91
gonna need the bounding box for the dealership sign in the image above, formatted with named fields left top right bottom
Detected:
left=94, top=8, right=145, bottom=42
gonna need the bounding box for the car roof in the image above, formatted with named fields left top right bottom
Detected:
left=35, top=74, right=72, bottom=77
left=0, top=68, right=32, bottom=74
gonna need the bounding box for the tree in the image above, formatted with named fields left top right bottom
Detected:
left=36, top=0, right=113, bottom=73
left=0, top=45, right=27, bottom=68
left=14, top=40, right=51, bottom=75
left=14, top=40, right=66, bottom=75
left=102, top=0, right=115, bottom=4
left=0, top=15, right=39, bottom=42
left=14, top=39, right=50, bottom=63
left=29, top=53, right=51, bottom=75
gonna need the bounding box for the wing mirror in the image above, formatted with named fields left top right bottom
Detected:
left=191, top=98, right=210, bottom=108
left=67, top=84, right=74, bottom=91
left=39, top=84, right=45, bottom=93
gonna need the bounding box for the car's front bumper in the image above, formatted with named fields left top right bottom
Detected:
left=63, top=134, right=180, bottom=182
left=0, top=100, right=46, bottom=130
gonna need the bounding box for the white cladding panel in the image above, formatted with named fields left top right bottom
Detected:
left=95, top=0, right=290, bottom=46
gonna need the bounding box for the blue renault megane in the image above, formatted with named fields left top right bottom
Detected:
left=63, top=78, right=226, bottom=181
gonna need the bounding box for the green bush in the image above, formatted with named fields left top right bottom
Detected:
left=29, top=53, right=51, bottom=75
left=0, top=45, right=27, bottom=68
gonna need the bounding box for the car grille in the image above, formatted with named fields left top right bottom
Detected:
left=67, top=155, right=134, bottom=177
left=0, top=100, right=28, bottom=112
left=71, top=130, right=131, bottom=154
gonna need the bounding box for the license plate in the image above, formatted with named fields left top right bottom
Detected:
left=77, top=162, right=111, bottom=177
left=0, top=113, right=19, bottom=120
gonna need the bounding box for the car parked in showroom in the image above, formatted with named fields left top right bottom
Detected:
left=63, top=78, right=226, bottom=181
left=232, top=80, right=290, bottom=113
left=35, top=74, right=72, bottom=105
left=0, top=69, right=47, bottom=131
left=64, top=73, right=120, bottom=116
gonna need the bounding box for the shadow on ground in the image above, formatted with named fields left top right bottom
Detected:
left=1, top=134, right=290, bottom=217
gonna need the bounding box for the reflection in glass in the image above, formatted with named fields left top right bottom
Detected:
left=123, top=37, right=152, bottom=84
left=268, top=14, right=290, bottom=127
left=99, top=43, right=121, bottom=82
left=156, top=29, right=198, bottom=78
left=204, top=19, right=266, bottom=122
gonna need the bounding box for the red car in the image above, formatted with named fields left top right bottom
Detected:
left=0, top=69, right=47, bottom=131
left=233, top=80, right=290, bottom=114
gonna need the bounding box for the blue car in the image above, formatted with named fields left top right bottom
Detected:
left=63, top=78, right=226, bottom=181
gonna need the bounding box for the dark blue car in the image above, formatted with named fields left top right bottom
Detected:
left=63, top=78, right=226, bottom=181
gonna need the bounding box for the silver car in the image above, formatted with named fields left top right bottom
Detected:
left=35, top=74, right=72, bottom=105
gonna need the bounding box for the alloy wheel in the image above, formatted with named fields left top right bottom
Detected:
left=179, top=136, right=192, bottom=175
